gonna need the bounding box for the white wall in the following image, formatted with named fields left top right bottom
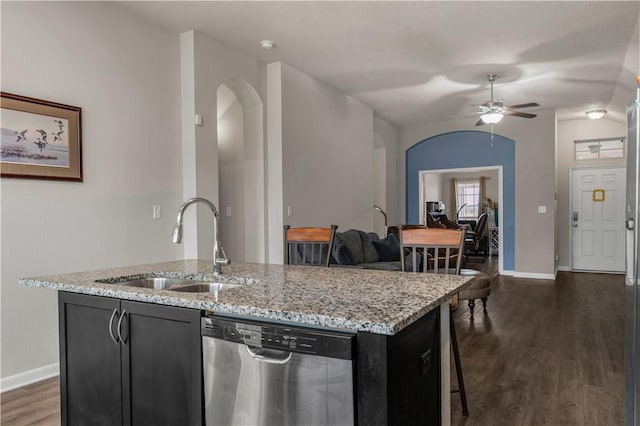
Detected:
left=217, top=85, right=245, bottom=262
left=556, top=117, right=626, bottom=269
left=422, top=173, right=443, bottom=220
left=280, top=63, right=375, bottom=232
left=266, top=62, right=284, bottom=263
left=423, top=173, right=443, bottom=201
left=374, top=116, right=399, bottom=226
left=373, top=140, right=386, bottom=236
left=180, top=31, right=263, bottom=261
left=400, top=111, right=557, bottom=277
left=609, top=19, right=639, bottom=123
left=1, top=2, right=182, bottom=382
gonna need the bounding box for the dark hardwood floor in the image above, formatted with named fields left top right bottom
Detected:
left=451, top=271, right=625, bottom=425
left=1, top=376, right=60, bottom=425
left=0, top=269, right=624, bottom=426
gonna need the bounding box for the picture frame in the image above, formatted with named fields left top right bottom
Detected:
left=1, top=92, right=82, bottom=181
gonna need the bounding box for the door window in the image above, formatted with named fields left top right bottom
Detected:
left=574, top=138, right=624, bottom=160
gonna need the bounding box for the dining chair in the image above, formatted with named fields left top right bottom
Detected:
left=398, top=226, right=469, bottom=417
left=283, top=225, right=338, bottom=267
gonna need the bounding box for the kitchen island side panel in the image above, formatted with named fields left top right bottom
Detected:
left=357, top=307, right=441, bottom=426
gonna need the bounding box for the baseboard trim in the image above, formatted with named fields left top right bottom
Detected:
left=557, top=266, right=571, bottom=272
left=1, top=363, right=59, bottom=393
left=500, top=270, right=515, bottom=276
left=513, top=271, right=557, bottom=280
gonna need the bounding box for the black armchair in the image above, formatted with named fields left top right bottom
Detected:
left=464, top=213, right=489, bottom=255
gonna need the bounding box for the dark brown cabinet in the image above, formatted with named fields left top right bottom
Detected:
left=356, top=308, right=441, bottom=425
left=58, top=292, right=202, bottom=426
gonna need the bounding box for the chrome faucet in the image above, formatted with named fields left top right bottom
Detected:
left=172, top=197, right=230, bottom=275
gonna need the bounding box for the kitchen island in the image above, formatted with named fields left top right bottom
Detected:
left=20, top=260, right=473, bottom=426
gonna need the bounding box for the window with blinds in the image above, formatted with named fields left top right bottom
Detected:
left=456, top=180, right=480, bottom=219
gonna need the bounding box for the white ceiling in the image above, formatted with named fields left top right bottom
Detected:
left=123, top=1, right=639, bottom=126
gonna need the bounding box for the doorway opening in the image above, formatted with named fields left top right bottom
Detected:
left=405, top=130, right=515, bottom=272
left=216, top=79, right=265, bottom=263
left=419, top=166, right=503, bottom=273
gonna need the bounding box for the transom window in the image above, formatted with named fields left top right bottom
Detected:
left=574, top=137, right=624, bottom=161
left=456, top=180, right=480, bottom=219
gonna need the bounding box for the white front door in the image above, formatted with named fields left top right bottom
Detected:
left=572, top=167, right=626, bottom=272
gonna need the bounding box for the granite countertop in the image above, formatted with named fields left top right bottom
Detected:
left=19, top=260, right=473, bottom=335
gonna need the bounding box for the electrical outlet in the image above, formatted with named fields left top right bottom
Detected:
left=287, top=206, right=293, bottom=217
left=153, top=205, right=161, bottom=219
left=225, top=206, right=232, bottom=217
left=538, top=205, right=547, bottom=214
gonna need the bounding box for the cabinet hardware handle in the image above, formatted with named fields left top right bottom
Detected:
left=117, top=309, right=127, bottom=344
left=108, top=308, right=119, bottom=345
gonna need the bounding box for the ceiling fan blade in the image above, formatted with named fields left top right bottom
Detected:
left=475, top=119, right=485, bottom=126
left=505, top=110, right=537, bottom=119
left=443, top=112, right=481, bottom=119
left=508, top=102, right=539, bottom=109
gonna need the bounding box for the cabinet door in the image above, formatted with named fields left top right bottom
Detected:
left=59, top=292, right=122, bottom=426
left=388, top=308, right=440, bottom=426
left=120, top=301, right=202, bottom=426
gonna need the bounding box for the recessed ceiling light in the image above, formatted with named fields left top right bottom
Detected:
left=586, top=110, right=607, bottom=120
left=260, top=40, right=274, bottom=50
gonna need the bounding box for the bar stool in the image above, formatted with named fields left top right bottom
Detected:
left=398, top=226, right=470, bottom=417
left=283, top=225, right=338, bottom=267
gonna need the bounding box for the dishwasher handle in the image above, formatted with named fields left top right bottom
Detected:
left=245, top=345, right=293, bottom=365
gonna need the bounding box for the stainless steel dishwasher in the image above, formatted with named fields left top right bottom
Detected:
left=201, top=316, right=356, bottom=426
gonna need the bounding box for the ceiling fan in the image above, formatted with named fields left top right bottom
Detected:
left=474, top=74, right=539, bottom=126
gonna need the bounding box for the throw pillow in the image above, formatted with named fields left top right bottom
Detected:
left=372, top=233, right=402, bottom=262
left=336, top=230, right=365, bottom=265
left=360, top=231, right=380, bottom=263
left=331, top=237, right=354, bottom=265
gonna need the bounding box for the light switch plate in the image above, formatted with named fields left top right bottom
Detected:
left=225, top=206, right=231, bottom=217
left=153, top=205, right=161, bottom=219
left=538, top=205, right=546, bottom=213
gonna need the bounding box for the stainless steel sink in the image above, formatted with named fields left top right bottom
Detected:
left=104, top=277, right=214, bottom=290
left=98, top=277, right=243, bottom=293
left=169, top=282, right=243, bottom=293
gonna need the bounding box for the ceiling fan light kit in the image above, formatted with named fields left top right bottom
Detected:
left=481, top=112, right=504, bottom=124
left=586, top=109, right=607, bottom=120
left=473, top=74, right=539, bottom=127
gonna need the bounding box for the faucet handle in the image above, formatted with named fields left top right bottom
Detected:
left=215, top=245, right=231, bottom=266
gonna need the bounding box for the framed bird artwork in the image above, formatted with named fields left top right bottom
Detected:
left=1, top=92, right=82, bottom=181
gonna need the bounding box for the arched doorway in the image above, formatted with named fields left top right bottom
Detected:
left=216, top=79, right=265, bottom=263
left=406, top=130, right=515, bottom=272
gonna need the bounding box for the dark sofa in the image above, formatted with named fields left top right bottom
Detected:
left=330, top=229, right=408, bottom=271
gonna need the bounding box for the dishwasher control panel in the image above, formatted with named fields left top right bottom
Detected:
left=202, top=316, right=354, bottom=360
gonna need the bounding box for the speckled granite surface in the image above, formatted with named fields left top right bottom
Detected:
left=19, top=260, right=473, bottom=335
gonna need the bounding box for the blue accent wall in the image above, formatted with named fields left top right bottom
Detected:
left=406, top=131, right=515, bottom=270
